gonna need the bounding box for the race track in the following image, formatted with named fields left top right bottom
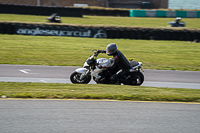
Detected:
left=1, top=64, right=200, bottom=133
left=1, top=99, right=200, bottom=133
left=0, top=64, right=200, bottom=89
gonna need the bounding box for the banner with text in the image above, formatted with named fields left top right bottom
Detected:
left=16, top=26, right=107, bottom=38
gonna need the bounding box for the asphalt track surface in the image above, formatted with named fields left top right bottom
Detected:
left=0, top=64, right=200, bottom=89
left=1, top=99, right=200, bottom=133
left=1, top=65, right=200, bottom=133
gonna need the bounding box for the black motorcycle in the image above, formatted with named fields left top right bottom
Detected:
left=70, top=50, right=144, bottom=85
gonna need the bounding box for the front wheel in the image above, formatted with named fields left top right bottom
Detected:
left=70, top=72, right=91, bottom=84
left=127, top=71, right=144, bottom=86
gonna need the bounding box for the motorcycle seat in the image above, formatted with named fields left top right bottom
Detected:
left=129, top=61, right=139, bottom=67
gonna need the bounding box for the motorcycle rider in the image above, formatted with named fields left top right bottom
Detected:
left=97, top=43, right=130, bottom=84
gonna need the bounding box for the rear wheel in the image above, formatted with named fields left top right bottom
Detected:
left=70, top=72, right=91, bottom=84
left=127, top=71, right=144, bottom=86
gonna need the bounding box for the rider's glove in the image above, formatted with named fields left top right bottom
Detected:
left=97, top=50, right=102, bottom=54
left=97, top=50, right=106, bottom=54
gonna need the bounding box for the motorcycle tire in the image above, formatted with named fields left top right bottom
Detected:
left=127, top=71, right=144, bottom=86
left=70, top=71, right=91, bottom=84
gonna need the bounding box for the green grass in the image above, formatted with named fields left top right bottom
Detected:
left=1, top=14, right=200, bottom=29
left=0, top=34, right=200, bottom=71
left=1, top=14, right=200, bottom=102
left=1, top=82, right=200, bottom=102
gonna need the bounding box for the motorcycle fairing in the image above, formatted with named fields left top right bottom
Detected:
left=75, top=68, right=88, bottom=74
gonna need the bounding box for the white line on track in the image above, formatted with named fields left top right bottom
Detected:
left=0, top=77, right=200, bottom=89
left=40, top=80, right=48, bottom=83
left=19, top=69, right=38, bottom=74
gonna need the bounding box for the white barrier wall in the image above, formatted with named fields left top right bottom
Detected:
left=146, top=10, right=156, bottom=17
left=187, top=11, right=197, bottom=18
left=166, top=11, right=176, bottom=17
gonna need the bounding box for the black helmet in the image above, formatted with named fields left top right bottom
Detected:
left=106, top=43, right=117, bottom=56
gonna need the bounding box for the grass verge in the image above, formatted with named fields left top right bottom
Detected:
left=0, top=82, right=200, bottom=102
left=1, top=14, right=200, bottom=29
left=1, top=34, right=200, bottom=71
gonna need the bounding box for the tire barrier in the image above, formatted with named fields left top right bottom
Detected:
left=0, top=22, right=199, bottom=41
left=0, top=4, right=129, bottom=17
left=130, top=10, right=200, bottom=18
left=83, top=8, right=130, bottom=17
left=0, top=4, right=83, bottom=17
left=0, top=4, right=199, bottom=18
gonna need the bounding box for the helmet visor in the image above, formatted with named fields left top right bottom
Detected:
left=106, top=50, right=112, bottom=54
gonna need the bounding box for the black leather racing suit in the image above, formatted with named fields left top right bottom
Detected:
left=99, top=50, right=130, bottom=83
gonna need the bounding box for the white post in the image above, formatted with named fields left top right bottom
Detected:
left=37, top=0, right=40, bottom=6
left=106, top=0, right=109, bottom=8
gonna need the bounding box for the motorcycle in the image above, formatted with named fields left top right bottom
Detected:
left=167, top=22, right=185, bottom=27
left=70, top=50, right=144, bottom=85
left=167, top=17, right=186, bottom=27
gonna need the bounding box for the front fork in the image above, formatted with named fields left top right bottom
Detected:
left=139, top=66, right=144, bottom=72
left=80, top=69, right=91, bottom=80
